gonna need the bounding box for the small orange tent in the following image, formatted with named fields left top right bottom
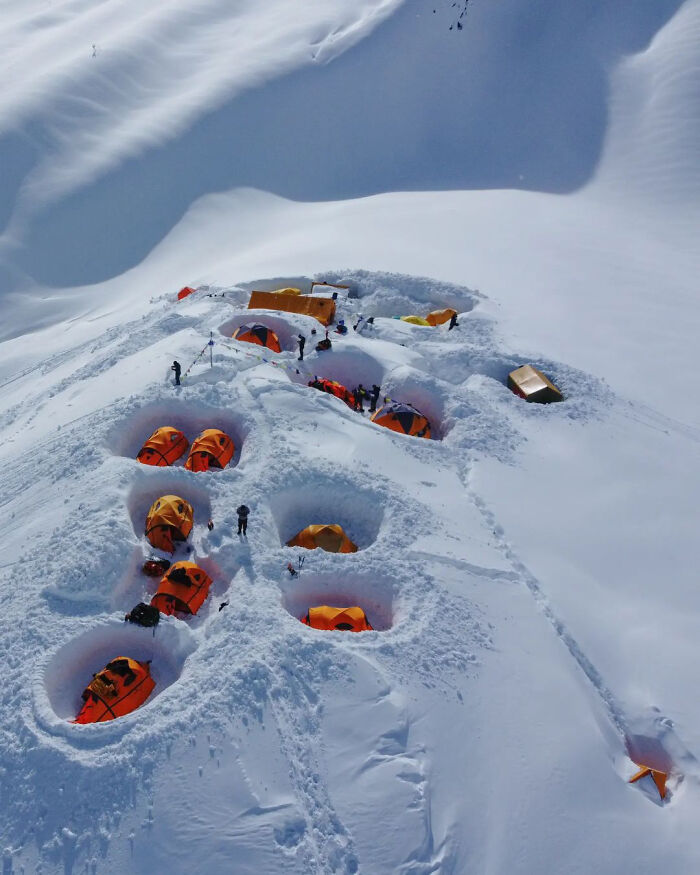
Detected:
left=145, top=495, right=194, bottom=553
left=184, top=429, right=234, bottom=472
left=233, top=322, right=282, bottom=353
left=151, top=561, right=213, bottom=616
left=74, top=657, right=155, bottom=724
left=177, top=286, right=196, bottom=301
left=287, top=524, right=358, bottom=553
left=248, top=291, right=336, bottom=326
left=302, top=606, right=373, bottom=632
left=137, top=427, right=189, bottom=467
left=371, top=401, right=431, bottom=439
left=426, top=308, right=457, bottom=326
left=629, top=764, right=668, bottom=800
left=507, top=365, right=562, bottom=403
left=308, top=378, right=355, bottom=410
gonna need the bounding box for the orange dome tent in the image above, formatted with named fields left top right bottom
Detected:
left=287, top=524, right=358, bottom=553
left=308, top=378, right=355, bottom=409
left=371, top=401, right=431, bottom=439
left=150, top=561, right=213, bottom=616
left=426, top=308, right=457, bottom=327
left=302, top=606, right=373, bottom=632
left=137, top=427, right=189, bottom=467
left=184, top=429, right=234, bottom=472
left=145, top=495, right=194, bottom=553
left=74, top=657, right=155, bottom=724
left=233, top=322, right=282, bottom=353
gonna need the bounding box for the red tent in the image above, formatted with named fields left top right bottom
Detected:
left=177, top=286, right=196, bottom=301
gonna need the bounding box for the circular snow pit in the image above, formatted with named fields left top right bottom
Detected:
left=219, top=313, right=298, bottom=352
left=288, top=348, right=386, bottom=392
left=110, top=399, right=247, bottom=468
left=269, top=479, right=383, bottom=551
left=280, top=572, right=394, bottom=631
left=127, top=472, right=212, bottom=540
left=39, top=619, right=196, bottom=727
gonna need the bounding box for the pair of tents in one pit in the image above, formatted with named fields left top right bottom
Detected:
left=138, top=427, right=234, bottom=471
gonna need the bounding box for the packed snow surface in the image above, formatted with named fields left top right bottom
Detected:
left=1, top=0, right=700, bottom=873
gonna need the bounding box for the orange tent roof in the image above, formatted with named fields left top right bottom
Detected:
left=137, top=426, right=189, bottom=467
left=145, top=494, right=194, bottom=553
left=371, top=401, right=431, bottom=439
left=74, top=657, right=155, bottom=723
left=177, top=286, right=196, bottom=301
left=151, top=561, right=213, bottom=616
left=629, top=765, right=668, bottom=800
left=233, top=322, right=282, bottom=353
left=248, top=290, right=336, bottom=326
left=426, top=308, right=457, bottom=326
left=308, top=378, right=355, bottom=409
left=301, top=606, right=373, bottom=632
left=184, top=429, right=234, bottom=472
left=287, top=524, right=358, bottom=553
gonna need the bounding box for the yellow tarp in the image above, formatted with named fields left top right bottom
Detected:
left=401, top=315, right=431, bottom=326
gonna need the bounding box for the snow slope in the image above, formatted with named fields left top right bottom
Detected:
left=1, top=0, right=700, bottom=872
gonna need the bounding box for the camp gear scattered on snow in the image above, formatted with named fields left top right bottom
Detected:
left=137, top=427, right=189, bottom=467
left=184, top=429, right=234, bottom=472
left=150, top=561, right=213, bottom=616
left=145, top=495, right=194, bottom=553
left=308, top=378, right=355, bottom=409
left=142, top=557, right=171, bottom=577
left=124, top=602, right=161, bottom=628
left=302, top=606, right=373, bottom=632
left=74, top=657, right=155, bottom=724
left=400, top=315, right=431, bottom=326
left=315, top=338, right=332, bottom=352
left=426, top=308, right=458, bottom=326
left=628, top=764, right=668, bottom=800
left=507, top=365, right=563, bottom=403
left=233, top=322, right=282, bottom=353
left=248, top=290, right=336, bottom=326
left=287, top=562, right=298, bottom=577
left=371, top=401, right=431, bottom=439
left=287, top=524, right=358, bottom=553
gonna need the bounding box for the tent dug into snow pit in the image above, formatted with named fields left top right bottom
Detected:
left=507, top=365, right=563, bottom=403
left=426, top=308, right=457, bottom=326
left=177, top=286, right=196, bottom=301
left=248, top=291, right=336, bottom=326
left=145, top=495, right=194, bottom=553
left=74, top=657, right=155, bottom=724
left=184, top=429, right=234, bottom=472
left=233, top=322, right=282, bottom=353
left=287, top=524, right=358, bottom=553
left=371, top=401, right=431, bottom=439
left=151, top=561, right=212, bottom=616
left=137, top=426, right=189, bottom=467
left=308, top=378, right=355, bottom=409
left=400, top=315, right=431, bottom=326
left=302, top=605, right=373, bottom=632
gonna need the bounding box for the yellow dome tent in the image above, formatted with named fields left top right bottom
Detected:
left=302, top=606, right=373, bottom=632
left=286, top=524, right=358, bottom=553
left=426, top=308, right=457, bottom=326
left=145, top=495, right=194, bottom=553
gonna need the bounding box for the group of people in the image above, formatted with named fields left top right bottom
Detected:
left=352, top=384, right=381, bottom=413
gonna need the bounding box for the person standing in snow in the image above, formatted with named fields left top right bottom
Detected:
left=369, top=384, right=381, bottom=413
left=171, top=360, right=182, bottom=385
left=353, top=385, right=366, bottom=413
left=236, top=504, right=250, bottom=536
left=297, top=334, right=305, bottom=361
left=448, top=313, right=459, bottom=331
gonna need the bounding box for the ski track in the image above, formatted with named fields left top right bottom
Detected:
left=0, top=268, right=666, bottom=870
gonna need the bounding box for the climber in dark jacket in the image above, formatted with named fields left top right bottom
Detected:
left=448, top=313, right=459, bottom=331
left=171, top=360, right=182, bottom=385
left=236, top=504, right=250, bottom=536
left=297, top=335, right=305, bottom=361
left=353, top=385, right=367, bottom=413
left=369, top=384, right=381, bottom=413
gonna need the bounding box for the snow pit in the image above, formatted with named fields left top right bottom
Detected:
left=280, top=572, right=394, bottom=631
left=269, top=480, right=383, bottom=550
left=39, top=619, right=196, bottom=726
left=379, top=367, right=446, bottom=439
left=127, top=471, right=212, bottom=540
left=110, top=399, right=247, bottom=468
left=289, top=347, right=385, bottom=393
left=218, top=312, right=298, bottom=352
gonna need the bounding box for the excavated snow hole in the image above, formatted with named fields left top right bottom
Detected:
left=127, top=471, right=212, bottom=541
left=287, top=347, right=386, bottom=393
left=378, top=367, right=448, bottom=440
left=269, top=480, right=384, bottom=550
left=110, top=399, right=248, bottom=468
left=112, top=546, right=237, bottom=617
left=41, top=620, right=195, bottom=723
left=218, top=313, right=299, bottom=352
left=280, top=572, right=395, bottom=632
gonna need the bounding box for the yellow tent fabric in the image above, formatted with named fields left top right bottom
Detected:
left=401, top=315, right=431, bottom=326
left=629, top=765, right=668, bottom=800
left=273, top=287, right=301, bottom=295
left=248, top=291, right=336, bottom=326
left=145, top=495, right=194, bottom=553
left=302, top=606, right=373, bottom=632
left=286, top=524, right=358, bottom=553
left=426, top=308, right=457, bottom=326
